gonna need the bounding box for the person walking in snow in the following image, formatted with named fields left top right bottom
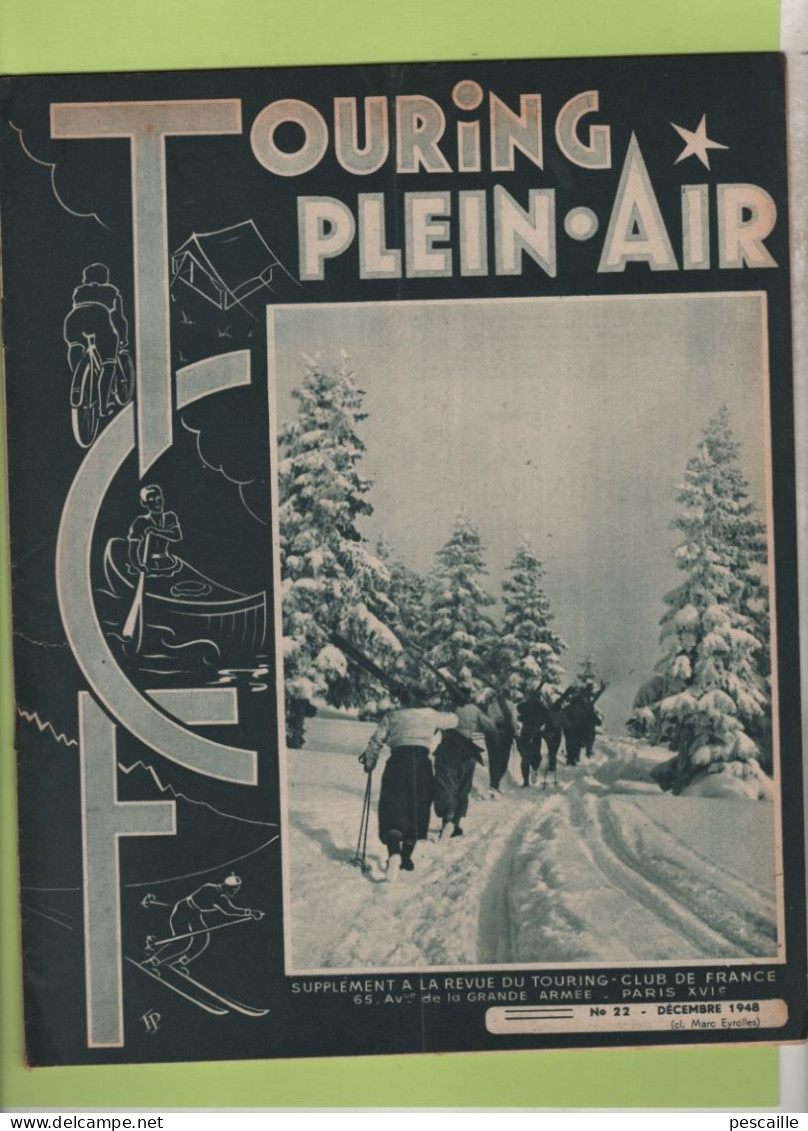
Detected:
left=433, top=694, right=498, bottom=836
left=562, top=679, right=607, bottom=765
left=484, top=692, right=516, bottom=796
left=516, top=685, right=574, bottom=787
left=516, top=690, right=546, bottom=787
left=359, top=689, right=457, bottom=881
left=539, top=686, right=575, bottom=784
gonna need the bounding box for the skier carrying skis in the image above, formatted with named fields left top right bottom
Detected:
left=562, top=679, right=607, bottom=766
left=539, top=686, right=575, bottom=785
left=484, top=691, right=516, bottom=797
left=516, top=687, right=547, bottom=787
left=433, top=694, right=497, bottom=837
left=516, top=684, right=574, bottom=787
left=144, top=873, right=264, bottom=970
left=359, top=689, right=457, bottom=882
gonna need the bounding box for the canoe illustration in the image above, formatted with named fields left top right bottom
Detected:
left=103, top=538, right=267, bottom=655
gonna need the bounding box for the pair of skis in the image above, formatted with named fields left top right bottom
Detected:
left=329, top=629, right=470, bottom=707
left=126, top=956, right=268, bottom=1017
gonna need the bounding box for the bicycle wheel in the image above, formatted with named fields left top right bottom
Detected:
left=114, top=350, right=135, bottom=406
left=72, top=402, right=99, bottom=448
left=70, top=354, right=100, bottom=448
left=70, top=354, right=92, bottom=409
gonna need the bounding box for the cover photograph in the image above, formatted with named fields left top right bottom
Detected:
left=0, top=53, right=805, bottom=1066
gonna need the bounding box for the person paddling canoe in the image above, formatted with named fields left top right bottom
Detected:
left=127, top=483, right=183, bottom=577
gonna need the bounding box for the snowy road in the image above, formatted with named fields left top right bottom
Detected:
left=285, top=722, right=778, bottom=972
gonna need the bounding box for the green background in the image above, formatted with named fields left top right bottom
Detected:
left=0, top=0, right=782, bottom=1109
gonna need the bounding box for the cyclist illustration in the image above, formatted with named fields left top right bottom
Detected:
left=64, top=262, right=135, bottom=447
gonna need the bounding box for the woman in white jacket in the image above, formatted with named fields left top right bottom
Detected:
left=360, top=690, right=457, bottom=881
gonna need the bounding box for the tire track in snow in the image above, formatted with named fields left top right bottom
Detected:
left=580, top=792, right=766, bottom=958
left=476, top=803, right=556, bottom=964
left=598, top=796, right=776, bottom=955
left=610, top=793, right=774, bottom=907
left=509, top=787, right=706, bottom=962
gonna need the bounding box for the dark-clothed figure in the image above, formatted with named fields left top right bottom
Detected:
left=145, top=874, right=264, bottom=969
left=563, top=680, right=607, bottom=765
left=433, top=701, right=497, bottom=836
left=484, top=693, right=516, bottom=796
left=540, top=687, right=575, bottom=784
left=516, top=694, right=545, bottom=786
left=360, top=697, right=457, bottom=882
left=517, top=686, right=574, bottom=786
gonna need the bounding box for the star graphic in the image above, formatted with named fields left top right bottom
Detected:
left=670, top=114, right=728, bottom=170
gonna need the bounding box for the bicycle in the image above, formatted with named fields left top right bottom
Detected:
left=70, top=332, right=135, bottom=448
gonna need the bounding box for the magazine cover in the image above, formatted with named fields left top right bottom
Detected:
left=0, top=53, right=805, bottom=1067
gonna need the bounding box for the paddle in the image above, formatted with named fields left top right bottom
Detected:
left=122, top=533, right=149, bottom=651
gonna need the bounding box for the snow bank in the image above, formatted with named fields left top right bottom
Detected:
left=681, top=759, right=774, bottom=801
left=595, top=736, right=773, bottom=802
left=589, top=736, right=672, bottom=793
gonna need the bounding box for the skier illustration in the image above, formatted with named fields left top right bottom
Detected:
left=359, top=689, right=457, bottom=882
left=433, top=691, right=497, bottom=837
left=144, top=873, right=265, bottom=971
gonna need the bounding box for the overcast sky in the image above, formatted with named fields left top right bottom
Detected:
left=270, top=293, right=770, bottom=730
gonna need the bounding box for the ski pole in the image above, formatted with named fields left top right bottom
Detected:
left=351, top=771, right=373, bottom=873
left=148, top=916, right=256, bottom=948
left=360, top=771, right=371, bottom=867
left=358, top=771, right=372, bottom=869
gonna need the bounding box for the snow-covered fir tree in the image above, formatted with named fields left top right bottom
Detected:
left=376, top=540, right=430, bottom=646
left=644, top=406, right=770, bottom=794
left=421, top=512, right=497, bottom=695
left=746, top=588, right=774, bottom=772
left=495, top=542, right=566, bottom=701
left=371, top=539, right=431, bottom=693
left=278, top=353, right=399, bottom=745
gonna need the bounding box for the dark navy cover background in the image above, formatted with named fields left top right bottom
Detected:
left=0, top=54, right=805, bottom=1064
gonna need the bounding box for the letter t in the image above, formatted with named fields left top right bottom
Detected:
left=50, top=100, right=242, bottom=476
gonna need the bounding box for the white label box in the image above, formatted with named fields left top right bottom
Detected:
left=486, top=999, right=789, bottom=1035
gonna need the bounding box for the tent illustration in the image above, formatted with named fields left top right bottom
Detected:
left=171, top=219, right=296, bottom=310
